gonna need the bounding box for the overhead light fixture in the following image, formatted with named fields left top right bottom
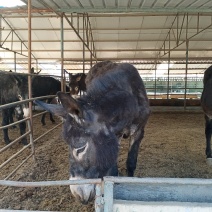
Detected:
left=0, top=0, right=25, bottom=8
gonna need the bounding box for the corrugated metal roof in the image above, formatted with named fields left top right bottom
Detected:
left=0, top=0, right=211, bottom=76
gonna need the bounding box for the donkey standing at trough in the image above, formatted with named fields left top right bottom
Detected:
left=35, top=61, right=150, bottom=203
left=0, top=72, right=28, bottom=145
left=201, top=65, right=212, bottom=158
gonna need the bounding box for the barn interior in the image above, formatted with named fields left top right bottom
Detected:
left=1, top=0, right=212, bottom=211
left=0, top=0, right=211, bottom=104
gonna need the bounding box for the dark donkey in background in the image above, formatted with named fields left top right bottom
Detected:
left=0, top=72, right=29, bottom=145
left=35, top=61, right=150, bottom=204
left=68, top=73, right=86, bottom=96
left=32, top=75, right=69, bottom=126
left=201, top=65, right=212, bottom=158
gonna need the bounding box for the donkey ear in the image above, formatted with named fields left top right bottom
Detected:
left=34, top=100, right=67, bottom=117
left=57, top=92, right=82, bottom=118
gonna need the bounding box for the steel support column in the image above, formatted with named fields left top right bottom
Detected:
left=60, top=13, right=64, bottom=92
left=184, top=14, right=189, bottom=110
left=28, top=0, right=35, bottom=159
left=83, top=13, right=85, bottom=74
left=154, top=61, right=157, bottom=99
left=167, top=32, right=171, bottom=99
left=14, top=52, right=16, bottom=72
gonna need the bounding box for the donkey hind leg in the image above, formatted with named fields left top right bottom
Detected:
left=205, top=116, right=212, bottom=158
left=2, top=109, right=11, bottom=144
left=126, top=128, right=144, bottom=177
left=47, top=98, right=55, bottom=124
left=41, top=98, right=56, bottom=125
left=49, top=112, right=55, bottom=124
left=41, top=111, right=55, bottom=125
left=41, top=113, right=46, bottom=126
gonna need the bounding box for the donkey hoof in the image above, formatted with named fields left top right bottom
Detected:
left=5, top=140, right=11, bottom=145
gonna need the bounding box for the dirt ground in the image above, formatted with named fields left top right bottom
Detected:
left=0, top=110, right=212, bottom=211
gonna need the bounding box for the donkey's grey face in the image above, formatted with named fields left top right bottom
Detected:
left=68, top=146, right=99, bottom=204
left=34, top=92, right=119, bottom=204
left=63, top=113, right=112, bottom=203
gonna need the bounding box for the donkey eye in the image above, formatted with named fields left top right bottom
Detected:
left=75, top=145, right=86, bottom=156
left=75, top=87, right=79, bottom=91
left=73, top=143, right=88, bottom=160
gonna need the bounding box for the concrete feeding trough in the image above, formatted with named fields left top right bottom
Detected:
left=102, top=177, right=212, bottom=212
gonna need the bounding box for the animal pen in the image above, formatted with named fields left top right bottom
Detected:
left=1, top=0, right=212, bottom=211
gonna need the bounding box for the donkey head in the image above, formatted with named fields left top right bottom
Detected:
left=13, top=74, right=29, bottom=117
left=69, top=73, right=82, bottom=95
left=35, top=92, right=119, bottom=204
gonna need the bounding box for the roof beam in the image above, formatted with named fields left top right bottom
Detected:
left=159, top=13, right=212, bottom=58
left=2, top=13, right=212, bottom=18
left=1, top=16, right=37, bottom=60
left=1, top=39, right=212, bottom=43
left=63, top=13, right=97, bottom=61
left=58, top=8, right=212, bottom=14
left=1, top=48, right=211, bottom=52
left=1, top=67, right=205, bottom=71
left=36, top=0, right=62, bottom=17
left=2, top=61, right=212, bottom=65
left=1, top=57, right=212, bottom=61
left=1, top=27, right=211, bottom=31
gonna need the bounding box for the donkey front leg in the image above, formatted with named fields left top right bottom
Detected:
left=47, top=98, right=55, bottom=124
left=126, top=128, right=144, bottom=177
left=2, top=109, right=10, bottom=144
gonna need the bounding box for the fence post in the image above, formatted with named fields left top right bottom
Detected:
left=104, top=181, right=114, bottom=212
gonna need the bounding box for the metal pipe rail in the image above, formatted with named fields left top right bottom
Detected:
left=0, top=179, right=103, bottom=211
left=0, top=117, right=29, bottom=130
left=103, top=176, right=212, bottom=185
left=0, top=130, right=31, bottom=153
left=0, top=95, right=56, bottom=110
left=0, top=94, right=60, bottom=180
left=33, top=122, right=62, bottom=144
left=0, top=69, right=66, bottom=79
left=4, top=153, right=34, bottom=180
left=0, top=178, right=102, bottom=187
left=0, top=142, right=32, bottom=170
